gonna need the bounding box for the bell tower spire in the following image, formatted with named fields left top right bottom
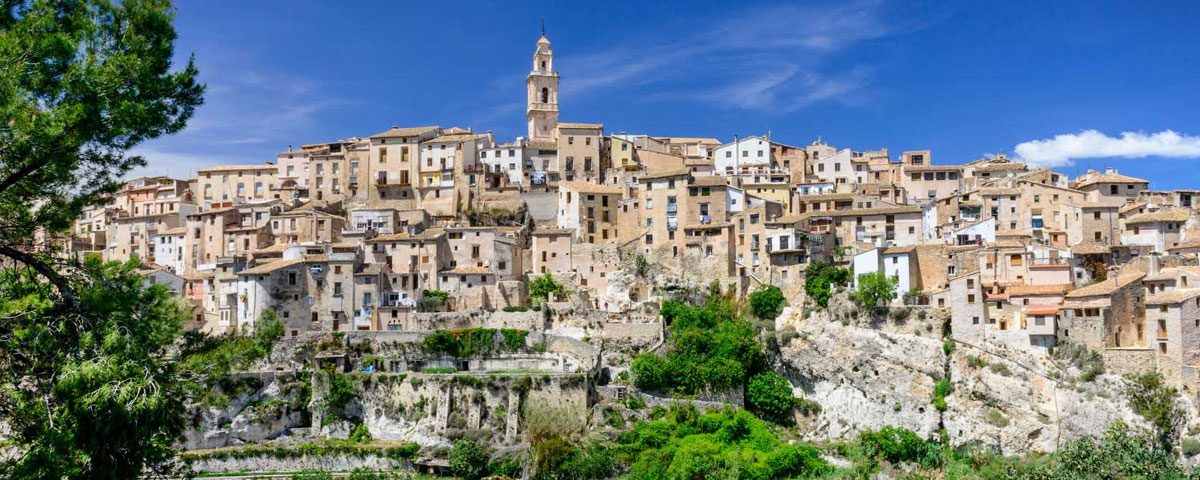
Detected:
left=526, top=26, right=559, bottom=142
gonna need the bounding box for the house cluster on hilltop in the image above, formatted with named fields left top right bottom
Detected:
left=65, top=32, right=1200, bottom=395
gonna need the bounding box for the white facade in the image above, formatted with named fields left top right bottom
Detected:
left=811, top=148, right=855, bottom=187
left=726, top=186, right=747, bottom=213
left=852, top=248, right=912, bottom=305
left=151, top=230, right=186, bottom=274
left=714, top=136, right=771, bottom=175
left=949, top=217, right=996, bottom=246
left=480, top=142, right=526, bottom=186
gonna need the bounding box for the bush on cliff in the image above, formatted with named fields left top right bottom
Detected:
left=805, top=262, right=851, bottom=308
left=632, top=296, right=764, bottom=395
left=748, top=284, right=786, bottom=321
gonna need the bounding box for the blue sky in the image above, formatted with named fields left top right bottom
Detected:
left=136, top=0, right=1200, bottom=189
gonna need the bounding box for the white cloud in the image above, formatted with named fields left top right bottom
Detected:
left=1013, top=130, right=1200, bottom=168
left=495, top=1, right=921, bottom=114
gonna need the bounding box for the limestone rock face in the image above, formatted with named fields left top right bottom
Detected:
left=945, top=342, right=1149, bottom=455
left=779, top=305, right=1178, bottom=455
left=780, top=316, right=944, bottom=441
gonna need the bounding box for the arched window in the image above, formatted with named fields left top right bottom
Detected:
left=541, top=60, right=547, bottom=70
left=541, top=87, right=549, bottom=103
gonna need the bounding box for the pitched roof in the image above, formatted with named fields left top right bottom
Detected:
left=1006, top=283, right=1073, bottom=296
left=238, top=258, right=304, bottom=276
left=1070, top=242, right=1111, bottom=255
left=640, top=168, right=690, bottom=180
left=688, top=176, right=728, bottom=187
left=1074, top=170, right=1149, bottom=188
left=424, top=132, right=486, bottom=144
left=1147, top=288, right=1200, bottom=305
left=1065, top=271, right=1145, bottom=298
left=368, top=228, right=445, bottom=243
left=1024, top=305, right=1061, bottom=315
left=1168, top=238, right=1200, bottom=252
left=369, top=126, right=439, bottom=139
left=558, top=181, right=623, bottom=195
left=1125, top=209, right=1191, bottom=225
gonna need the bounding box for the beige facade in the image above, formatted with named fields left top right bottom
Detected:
left=558, top=181, right=622, bottom=243
left=197, top=165, right=279, bottom=208
left=555, top=123, right=603, bottom=183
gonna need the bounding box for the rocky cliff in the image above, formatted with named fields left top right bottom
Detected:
left=776, top=296, right=1186, bottom=456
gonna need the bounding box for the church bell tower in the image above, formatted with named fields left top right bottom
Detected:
left=526, top=26, right=559, bottom=142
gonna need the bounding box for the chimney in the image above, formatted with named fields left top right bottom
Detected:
left=1149, top=252, right=1160, bottom=275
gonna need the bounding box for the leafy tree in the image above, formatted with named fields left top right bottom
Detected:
left=620, top=405, right=830, bottom=479
left=1126, top=372, right=1184, bottom=451
left=804, top=262, right=851, bottom=308
left=748, top=284, right=786, bottom=320
left=746, top=372, right=797, bottom=422
left=0, top=257, right=190, bottom=478
left=0, top=2, right=202, bottom=477
left=854, top=271, right=898, bottom=308
left=633, top=295, right=765, bottom=395
left=254, top=309, right=284, bottom=345
left=529, top=272, right=566, bottom=304
left=449, top=439, right=490, bottom=480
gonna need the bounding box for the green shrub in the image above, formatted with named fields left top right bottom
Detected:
left=805, top=262, right=851, bottom=308
left=932, top=378, right=953, bottom=412
left=1182, top=438, right=1200, bottom=456
left=795, top=397, right=822, bottom=416
left=988, top=362, right=1013, bottom=376
left=747, top=372, right=796, bottom=422
left=624, top=394, right=646, bottom=410
left=748, top=284, right=786, bottom=320
left=858, top=426, right=943, bottom=468
left=1126, top=372, right=1184, bottom=450
left=501, top=305, right=529, bottom=312
left=621, top=405, right=830, bottom=479
left=348, top=423, right=371, bottom=444
left=943, top=339, right=955, bottom=355
left=449, top=439, right=489, bottom=480
left=967, top=355, right=988, bottom=369
left=631, top=296, right=764, bottom=395
left=984, top=408, right=1010, bottom=427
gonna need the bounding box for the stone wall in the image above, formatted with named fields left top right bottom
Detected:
left=318, top=372, right=590, bottom=448
left=189, top=453, right=406, bottom=475
left=1102, top=347, right=1157, bottom=377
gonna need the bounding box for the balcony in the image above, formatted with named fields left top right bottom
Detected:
left=666, top=203, right=678, bottom=213
left=354, top=307, right=373, bottom=328
left=375, top=175, right=410, bottom=187
left=666, top=217, right=678, bottom=231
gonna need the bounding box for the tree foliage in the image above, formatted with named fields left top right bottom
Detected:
left=617, top=404, right=830, bottom=480
left=746, top=371, right=797, bottom=423
left=632, top=297, right=764, bottom=395
left=0, top=0, right=202, bottom=275
left=0, top=3, right=202, bottom=476
left=1126, top=372, right=1185, bottom=451
left=529, top=272, right=565, bottom=304
left=0, top=257, right=190, bottom=478
left=804, top=262, right=851, bottom=308
left=448, top=439, right=489, bottom=480
left=747, top=284, right=785, bottom=320
left=854, top=271, right=898, bottom=308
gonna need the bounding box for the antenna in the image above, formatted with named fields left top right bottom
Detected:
left=541, top=19, right=546, bottom=37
